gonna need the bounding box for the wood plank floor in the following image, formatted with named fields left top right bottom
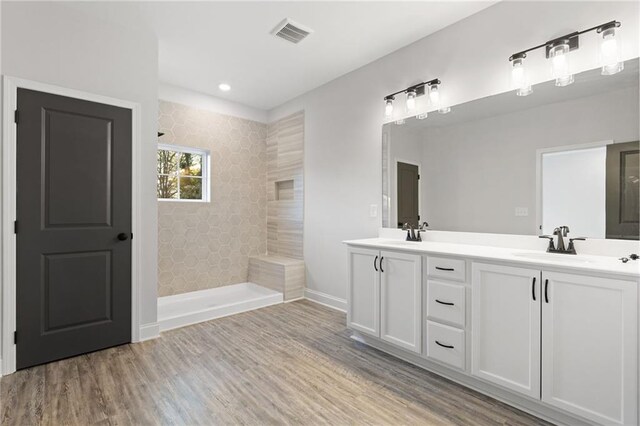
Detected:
left=1, top=300, right=548, bottom=425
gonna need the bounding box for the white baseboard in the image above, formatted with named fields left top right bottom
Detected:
left=138, top=322, right=160, bottom=342
left=304, top=289, right=347, bottom=312
left=158, top=283, right=283, bottom=332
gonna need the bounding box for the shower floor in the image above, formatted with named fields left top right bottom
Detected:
left=157, top=282, right=283, bottom=332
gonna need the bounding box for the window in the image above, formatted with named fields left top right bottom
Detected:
left=157, top=144, right=209, bottom=202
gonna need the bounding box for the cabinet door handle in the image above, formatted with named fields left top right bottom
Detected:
left=544, top=279, right=549, bottom=303
left=532, top=277, right=536, bottom=301
left=380, top=257, right=384, bottom=273
left=435, top=266, right=454, bottom=272
left=435, top=341, right=454, bottom=349
left=435, top=299, right=454, bottom=306
left=374, top=255, right=378, bottom=272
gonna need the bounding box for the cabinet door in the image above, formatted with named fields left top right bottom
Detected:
left=542, top=272, right=638, bottom=425
left=380, top=250, right=422, bottom=353
left=471, top=263, right=541, bottom=398
left=347, top=247, right=380, bottom=336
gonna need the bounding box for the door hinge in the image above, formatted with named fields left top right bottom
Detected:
left=14, top=221, right=18, bottom=234
left=417, top=174, right=420, bottom=180
left=131, top=233, right=133, bottom=240
left=14, top=110, right=19, bottom=124
left=14, top=331, right=17, bottom=345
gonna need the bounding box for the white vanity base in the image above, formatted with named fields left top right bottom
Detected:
left=351, top=331, right=592, bottom=426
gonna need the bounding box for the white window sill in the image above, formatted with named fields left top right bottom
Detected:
left=158, top=198, right=210, bottom=203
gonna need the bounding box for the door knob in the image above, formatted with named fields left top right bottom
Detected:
left=117, top=233, right=129, bottom=241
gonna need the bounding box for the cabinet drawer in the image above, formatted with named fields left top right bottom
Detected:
left=426, top=321, right=465, bottom=370
left=427, top=280, right=465, bottom=327
left=427, top=256, right=466, bottom=282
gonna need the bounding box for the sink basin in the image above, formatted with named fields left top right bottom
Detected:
left=512, top=252, right=594, bottom=264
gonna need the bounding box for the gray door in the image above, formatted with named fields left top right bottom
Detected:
left=606, top=141, right=639, bottom=240
left=397, top=162, right=420, bottom=228
left=16, top=88, right=132, bottom=369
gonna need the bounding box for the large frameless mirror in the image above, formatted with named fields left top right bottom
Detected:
left=382, top=59, right=639, bottom=240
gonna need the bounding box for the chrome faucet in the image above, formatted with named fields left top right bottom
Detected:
left=554, top=226, right=569, bottom=251
left=539, top=225, right=586, bottom=255
left=403, top=223, right=422, bottom=242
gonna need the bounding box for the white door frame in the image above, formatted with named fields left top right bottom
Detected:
left=1, top=76, right=143, bottom=376
left=535, top=139, right=613, bottom=237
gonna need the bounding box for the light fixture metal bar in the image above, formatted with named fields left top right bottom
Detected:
left=508, top=20, right=621, bottom=62
left=383, top=78, right=440, bottom=101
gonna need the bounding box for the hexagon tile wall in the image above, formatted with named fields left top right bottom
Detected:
left=157, top=100, right=268, bottom=296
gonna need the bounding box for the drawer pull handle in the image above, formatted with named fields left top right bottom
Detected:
left=435, top=341, right=454, bottom=349
left=435, top=299, right=454, bottom=306
left=435, top=267, right=455, bottom=272
left=374, top=255, right=378, bottom=272
left=380, top=257, right=384, bottom=273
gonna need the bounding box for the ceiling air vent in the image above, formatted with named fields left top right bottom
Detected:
left=271, top=18, right=312, bottom=44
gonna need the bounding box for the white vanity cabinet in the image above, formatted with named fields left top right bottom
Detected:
left=472, top=263, right=638, bottom=425
left=471, top=263, right=541, bottom=398
left=347, top=247, right=380, bottom=336
left=541, top=271, right=637, bottom=425
left=346, top=240, right=640, bottom=425
left=347, top=247, right=422, bottom=353
left=380, top=251, right=422, bottom=352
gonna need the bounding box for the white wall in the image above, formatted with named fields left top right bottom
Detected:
left=268, top=1, right=640, bottom=303
left=421, top=87, right=638, bottom=235
left=1, top=2, right=160, bottom=337
left=159, top=83, right=268, bottom=123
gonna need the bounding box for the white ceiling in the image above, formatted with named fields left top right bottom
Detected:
left=65, top=1, right=496, bottom=110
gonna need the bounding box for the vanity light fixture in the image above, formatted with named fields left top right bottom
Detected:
left=406, top=89, right=417, bottom=112
left=383, top=78, right=448, bottom=120
left=598, top=21, right=623, bottom=75
left=510, top=53, right=532, bottom=96
left=508, top=20, right=622, bottom=94
left=384, top=96, right=395, bottom=118
left=549, top=39, right=574, bottom=87
left=428, top=83, right=440, bottom=106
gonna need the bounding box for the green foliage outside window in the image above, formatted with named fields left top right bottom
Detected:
left=157, top=148, right=205, bottom=200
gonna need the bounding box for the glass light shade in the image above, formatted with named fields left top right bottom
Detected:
left=384, top=98, right=394, bottom=118
left=428, top=84, right=441, bottom=108
left=600, top=27, right=623, bottom=75
left=511, top=57, right=532, bottom=96
left=406, top=90, right=416, bottom=112
left=549, top=42, right=574, bottom=87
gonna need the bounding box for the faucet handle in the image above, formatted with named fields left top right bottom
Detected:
left=539, top=235, right=556, bottom=251
left=567, top=237, right=586, bottom=249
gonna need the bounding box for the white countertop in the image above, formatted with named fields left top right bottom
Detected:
left=344, top=238, right=640, bottom=278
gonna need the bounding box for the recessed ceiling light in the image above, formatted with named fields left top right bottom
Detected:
left=218, top=83, right=231, bottom=92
